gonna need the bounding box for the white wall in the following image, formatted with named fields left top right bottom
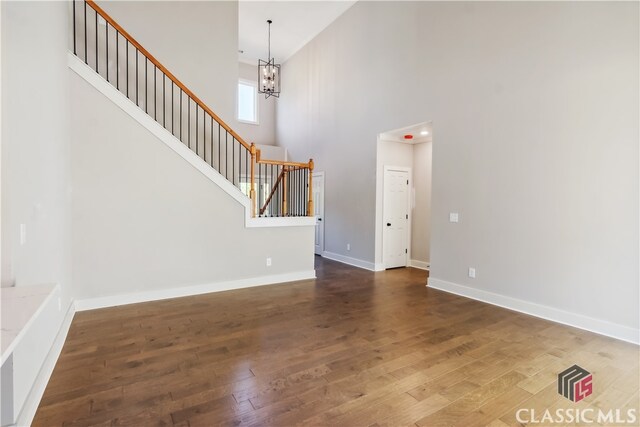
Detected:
left=1, top=0, right=72, bottom=304
left=96, top=1, right=238, bottom=124
left=70, top=71, right=314, bottom=300
left=412, top=141, right=432, bottom=264
left=233, top=62, right=277, bottom=146
left=1, top=0, right=73, bottom=421
left=277, top=2, right=639, bottom=335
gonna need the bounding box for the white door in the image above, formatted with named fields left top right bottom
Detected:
left=313, top=172, right=325, bottom=255
left=383, top=168, right=410, bottom=269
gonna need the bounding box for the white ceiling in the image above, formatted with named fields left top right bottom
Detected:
left=239, top=1, right=356, bottom=65
left=380, top=122, right=433, bottom=144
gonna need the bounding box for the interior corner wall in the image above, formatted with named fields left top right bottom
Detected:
left=412, top=141, right=432, bottom=264
left=233, top=62, right=277, bottom=146
left=1, top=0, right=72, bottom=307
left=276, top=2, right=639, bottom=333
left=1, top=0, right=73, bottom=418
left=96, top=1, right=238, bottom=125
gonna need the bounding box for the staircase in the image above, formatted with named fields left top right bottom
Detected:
left=72, top=0, right=314, bottom=219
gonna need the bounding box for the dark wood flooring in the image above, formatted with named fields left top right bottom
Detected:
left=34, top=257, right=639, bottom=426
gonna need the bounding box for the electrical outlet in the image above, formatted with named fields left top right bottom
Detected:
left=347, top=244, right=351, bottom=251
left=20, top=224, right=27, bottom=245
left=468, top=267, right=476, bottom=279
left=266, top=257, right=272, bottom=267
left=449, top=213, right=459, bottom=223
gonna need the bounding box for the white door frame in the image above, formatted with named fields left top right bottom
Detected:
left=382, top=166, right=412, bottom=268
left=313, top=171, right=325, bottom=255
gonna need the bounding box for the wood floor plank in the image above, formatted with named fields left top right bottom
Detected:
left=33, top=257, right=639, bottom=426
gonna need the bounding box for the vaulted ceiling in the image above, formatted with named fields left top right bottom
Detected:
left=239, top=1, right=356, bottom=65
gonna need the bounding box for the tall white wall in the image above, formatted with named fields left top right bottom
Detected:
left=277, top=2, right=639, bottom=334
left=412, top=141, right=432, bottom=264
left=70, top=71, right=314, bottom=300
left=233, top=62, right=277, bottom=146
left=1, top=1, right=72, bottom=305
left=96, top=1, right=238, bottom=124
left=1, top=1, right=73, bottom=421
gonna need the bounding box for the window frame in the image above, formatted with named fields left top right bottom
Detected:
left=236, top=78, right=259, bottom=125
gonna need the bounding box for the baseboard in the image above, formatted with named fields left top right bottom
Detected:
left=321, top=251, right=377, bottom=272
left=428, top=278, right=640, bottom=345
left=409, top=259, right=430, bottom=270
left=74, top=270, right=317, bottom=311
left=15, top=302, right=76, bottom=427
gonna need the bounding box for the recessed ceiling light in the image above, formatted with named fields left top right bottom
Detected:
left=420, top=130, right=429, bottom=136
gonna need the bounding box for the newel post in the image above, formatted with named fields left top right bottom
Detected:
left=250, top=143, right=257, bottom=218
left=307, top=159, right=314, bottom=216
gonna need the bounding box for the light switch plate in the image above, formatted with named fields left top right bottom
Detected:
left=449, top=213, right=459, bottom=223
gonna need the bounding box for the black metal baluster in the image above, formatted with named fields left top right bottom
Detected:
left=154, top=65, right=157, bottom=121
left=188, top=98, right=191, bottom=148
left=259, top=164, right=262, bottom=215
left=116, top=30, right=119, bottom=90
left=218, top=124, right=221, bottom=172
left=84, top=1, right=87, bottom=64
left=179, top=89, right=182, bottom=142
left=126, top=40, right=129, bottom=97
left=172, top=82, right=174, bottom=135
left=195, top=105, right=199, bottom=155
left=95, top=9, right=98, bottom=72
left=225, top=132, right=228, bottom=179
left=135, top=49, right=138, bottom=106
left=210, top=117, right=214, bottom=167
left=145, top=59, right=148, bottom=113
left=105, top=21, right=108, bottom=82
left=73, top=1, right=76, bottom=55
left=204, top=113, right=208, bottom=163
left=163, top=74, right=165, bottom=127
left=232, top=137, right=235, bottom=185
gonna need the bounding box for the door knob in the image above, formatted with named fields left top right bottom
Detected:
left=387, top=223, right=391, bottom=226
left=318, top=218, right=322, bottom=221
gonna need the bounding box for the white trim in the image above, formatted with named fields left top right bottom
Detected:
left=312, top=171, right=325, bottom=255
left=1, top=284, right=59, bottom=366
left=428, top=278, right=640, bottom=345
left=382, top=166, right=412, bottom=269
left=74, top=270, right=316, bottom=311
left=68, top=53, right=311, bottom=231
left=15, top=302, right=76, bottom=427
left=247, top=216, right=316, bottom=228
left=237, top=78, right=259, bottom=125
left=409, top=259, right=430, bottom=270
left=321, top=251, right=377, bottom=272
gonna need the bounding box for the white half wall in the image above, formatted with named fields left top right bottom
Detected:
left=276, top=2, right=639, bottom=339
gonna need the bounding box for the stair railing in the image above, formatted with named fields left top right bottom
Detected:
left=72, top=1, right=314, bottom=218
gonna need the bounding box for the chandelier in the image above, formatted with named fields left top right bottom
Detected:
left=258, top=20, right=281, bottom=99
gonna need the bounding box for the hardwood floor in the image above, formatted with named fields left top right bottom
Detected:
left=34, top=257, right=639, bottom=426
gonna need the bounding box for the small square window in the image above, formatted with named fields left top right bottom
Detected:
left=237, top=80, right=258, bottom=124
